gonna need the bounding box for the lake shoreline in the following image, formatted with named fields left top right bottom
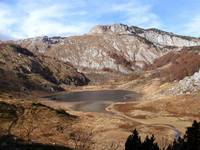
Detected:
left=44, top=89, right=141, bottom=112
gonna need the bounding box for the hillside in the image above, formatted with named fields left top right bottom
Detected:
left=0, top=43, right=89, bottom=93
left=0, top=99, right=77, bottom=149
left=146, top=49, right=200, bottom=82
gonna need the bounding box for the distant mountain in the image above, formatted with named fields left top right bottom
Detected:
left=13, top=24, right=200, bottom=74
left=89, top=24, right=200, bottom=47
left=0, top=43, right=89, bottom=93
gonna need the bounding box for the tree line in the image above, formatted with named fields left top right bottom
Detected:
left=125, top=120, right=200, bottom=150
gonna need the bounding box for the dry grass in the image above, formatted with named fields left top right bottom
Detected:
left=0, top=98, right=77, bottom=148
left=147, top=51, right=200, bottom=82
left=114, top=94, right=200, bottom=120
left=119, top=122, right=141, bottom=130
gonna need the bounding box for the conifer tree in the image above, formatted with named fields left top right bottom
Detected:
left=125, top=129, right=142, bottom=150
left=142, top=135, right=160, bottom=150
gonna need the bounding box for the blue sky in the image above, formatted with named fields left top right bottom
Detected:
left=1, top=0, right=200, bottom=40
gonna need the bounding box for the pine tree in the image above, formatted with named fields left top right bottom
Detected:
left=142, top=135, right=160, bottom=150
left=125, top=129, right=142, bottom=150
left=168, top=120, right=200, bottom=150
left=184, top=120, right=200, bottom=150
left=168, top=137, right=185, bottom=150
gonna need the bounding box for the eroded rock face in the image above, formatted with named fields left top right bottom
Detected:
left=16, top=29, right=163, bottom=74
left=15, top=24, right=200, bottom=74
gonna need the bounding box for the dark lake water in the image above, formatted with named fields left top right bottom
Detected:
left=46, top=90, right=140, bottom=112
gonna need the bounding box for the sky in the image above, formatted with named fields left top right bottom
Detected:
left=1, top=0, right=200, bottom=40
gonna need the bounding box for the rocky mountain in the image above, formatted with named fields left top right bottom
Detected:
left=0, top=43, right=89, bottom=93
left=89, top=24, right=200, bottom=47
left=16, top=34, right=162, bottom=74
left=14, top=24, right=200, bottom=74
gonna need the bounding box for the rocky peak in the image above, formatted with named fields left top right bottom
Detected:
left=89, top=24, right=143, bottom=35
left=89, top=24, right=200, bottom=47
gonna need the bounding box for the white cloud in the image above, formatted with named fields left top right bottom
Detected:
left=110, top=1, right=162, bottom=28
left=0, top=0, right=94, bottom=39
left=0, top=0, right=163, bottom=39
left=13, top=2, right=92, bottom=38
left=0, top=3, right=17, bottom=39
left=17, top=21, right=93, bottom=38
left=11, top=0, right=94, bottom=39
left=182, top=15, right=200, bottom=37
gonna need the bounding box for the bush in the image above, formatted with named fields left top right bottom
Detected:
left=125, top=129, right=159, bottom=150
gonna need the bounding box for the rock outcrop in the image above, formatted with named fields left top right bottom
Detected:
left=0, top=43, right=89, bottom=92
left=170, top=70, right=200, bottom=94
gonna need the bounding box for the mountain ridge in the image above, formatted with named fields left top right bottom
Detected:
left=7, top=23, right=200, bottom=74
left=89, top=24, right=200, bottom=47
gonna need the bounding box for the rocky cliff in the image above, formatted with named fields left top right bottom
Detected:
left=15, top=24, right=200, bottom=74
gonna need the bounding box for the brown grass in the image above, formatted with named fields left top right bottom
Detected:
left=147, top=51, right=200, bottom=81
left=114, top=103, right=135, bottom=113
left=0, top=99, right=77, bottom=147
left=119, top=122, right=141, bottom=130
